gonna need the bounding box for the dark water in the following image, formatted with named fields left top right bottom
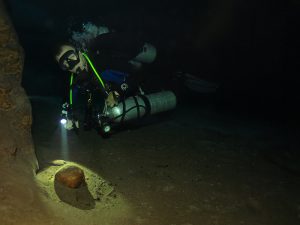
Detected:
left=5, top=1, right=300, bottom=223
left=29, top=94, right=300, bottom=225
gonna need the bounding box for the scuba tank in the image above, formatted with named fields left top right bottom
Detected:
left=98, top=91, right=176, bottom=133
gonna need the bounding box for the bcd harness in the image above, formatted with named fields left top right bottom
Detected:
left=69, top=52, right=107, bottom=107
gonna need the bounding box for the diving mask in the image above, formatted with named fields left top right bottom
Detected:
left=58, top=50, right=80, bottom=71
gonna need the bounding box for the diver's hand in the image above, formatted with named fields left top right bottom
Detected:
left=61, top=102, right=71, bottom=117
left=106, top=91, right=120, bottom=107
left=64, top=119, right=74, bottom=130
left=62, top=102, right=70, bottom=111
left=60, top=103, right=79, bottom=130
left=63, top=119, right=79, bottom=130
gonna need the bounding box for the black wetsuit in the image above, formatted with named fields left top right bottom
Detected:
left=72, top=32, right=145, bottom=98
left=63, top=32, right=146, bottom=126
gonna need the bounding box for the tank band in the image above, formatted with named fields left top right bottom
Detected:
left=138, top=94, right=151, bottom=117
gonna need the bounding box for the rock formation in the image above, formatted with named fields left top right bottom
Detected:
left=55, top=165, right=86, bottom=189
left=0, top=1, right=55, bottom=224
left=0, top=0, right=37, bottom=169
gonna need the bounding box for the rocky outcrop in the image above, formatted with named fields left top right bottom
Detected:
left=0, top=0, right=37, bottom=169
left=0, top=1, right=55, bottom=225
left=55, top=165, right=86, bottom=189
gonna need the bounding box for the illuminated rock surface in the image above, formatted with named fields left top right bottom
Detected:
left=55, top=165, right=85, bottom=188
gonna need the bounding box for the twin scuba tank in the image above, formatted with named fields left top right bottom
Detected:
left=98, top=90, right=177, bottom=134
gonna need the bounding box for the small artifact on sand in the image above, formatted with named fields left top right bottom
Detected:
left=55, top=165, right=85, bottom=188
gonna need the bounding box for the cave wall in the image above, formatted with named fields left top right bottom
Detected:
left=0, top=2, right=59, bottom=224
left=0, top=0, right=37, bottom=169
left=0, top=0, right=43, bottom=218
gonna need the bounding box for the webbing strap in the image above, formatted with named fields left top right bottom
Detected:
left=120, top=100, right=126, bottom=124
left=138, top=95, right=151, bottom=117
left=68, top=53, right=107, bottom=106
left=132, top=96, right=140, bottom=119
left=69, top=73, right=74, bottom=106
left=82, top=52, right=105, bottom=89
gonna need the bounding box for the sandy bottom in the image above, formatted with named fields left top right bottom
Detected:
left=28, top=96, right=300, bottom=225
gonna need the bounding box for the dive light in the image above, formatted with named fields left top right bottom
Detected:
left=60, top=102, right=70, bottom=125
left=60, top=118, right=67, bottom=125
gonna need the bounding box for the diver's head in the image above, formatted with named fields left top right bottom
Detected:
left=55, top=44, right=87, bottom=74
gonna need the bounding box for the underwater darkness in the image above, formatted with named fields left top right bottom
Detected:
left=3, top=1, right=300, bottom=223
left=4, top=0, right=300, bottom=123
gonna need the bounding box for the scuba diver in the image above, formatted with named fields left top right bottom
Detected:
left=55, top=31, right=160, bottom=133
